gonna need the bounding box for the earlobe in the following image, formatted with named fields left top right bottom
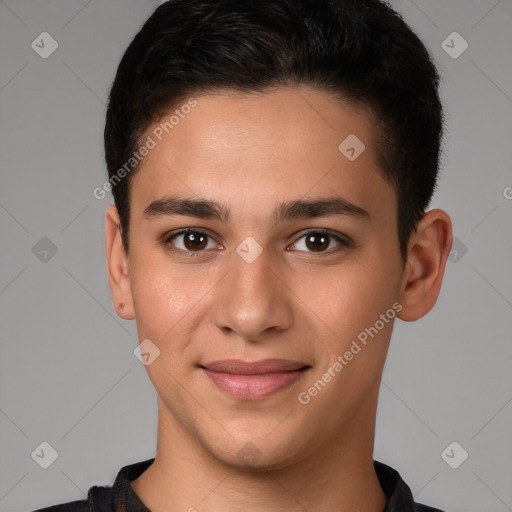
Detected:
left=397, top=209, right=452, bottom=322
left=105, top=204, right=136, bottom=320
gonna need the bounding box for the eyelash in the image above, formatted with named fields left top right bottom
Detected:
left=161, top=228, right=352, bottom=258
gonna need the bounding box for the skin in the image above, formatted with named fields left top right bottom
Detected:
left=105, top=85, right=452, bottom=512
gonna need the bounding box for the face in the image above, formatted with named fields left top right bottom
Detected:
left=110, top=86, right=409, bottom=468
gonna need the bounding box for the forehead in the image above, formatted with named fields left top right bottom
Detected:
left=130, top=85, right=393, bottom=222
left=144, top=86, right=377, bottom=157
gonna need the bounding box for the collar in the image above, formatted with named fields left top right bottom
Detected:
left=89, top=458, right=439, bottom=512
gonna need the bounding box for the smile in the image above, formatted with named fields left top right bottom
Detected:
left=202, top=368, right=310, bottom=399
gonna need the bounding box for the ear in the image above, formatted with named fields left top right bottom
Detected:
left=397, top=209, right=452, bottom=322
left=105, top=204, right=135, bottom=320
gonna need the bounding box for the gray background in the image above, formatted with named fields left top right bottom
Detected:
left=1, top=1, right=511, bottom=511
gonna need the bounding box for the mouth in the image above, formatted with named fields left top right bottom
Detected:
left=199, top=359, right=311, bottom=400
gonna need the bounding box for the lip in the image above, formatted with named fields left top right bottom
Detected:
left=200, top=359, right=311, bottom=400
left=201, top=358, right=308, bottom=374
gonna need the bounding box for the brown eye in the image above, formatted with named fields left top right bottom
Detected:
left=181, top=232, right=208, bottom=251
left=164, top=229, right=218, bottom=254
left=289, top=230, right=349, bottom=254
left=305, top=233, right=330, bottom=252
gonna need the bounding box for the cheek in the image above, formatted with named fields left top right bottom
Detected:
left=299, top=259, right=399, bottom=341
left=300, top=265, right=399, bottom=405
left=129, top=253, right=217, bottom=346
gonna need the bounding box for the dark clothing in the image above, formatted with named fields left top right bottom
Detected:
left=31, top=458, right=445, bottom=512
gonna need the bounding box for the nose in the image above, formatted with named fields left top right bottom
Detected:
left=211, top=246, right=294, bottom=342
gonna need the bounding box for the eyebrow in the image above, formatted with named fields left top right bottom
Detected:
left=143, top=195, right=370, bottom=224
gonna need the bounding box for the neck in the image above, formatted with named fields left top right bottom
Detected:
left=131, top=396, right=387, bottom=512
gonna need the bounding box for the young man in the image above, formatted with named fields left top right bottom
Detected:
left=34, top=0, right=452, bottom=510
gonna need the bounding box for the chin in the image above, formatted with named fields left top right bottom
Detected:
left=208, top=432, right=303, bottom=472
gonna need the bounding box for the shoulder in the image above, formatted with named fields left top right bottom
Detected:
left=28, top=458, right=155, bottom=512
left=374, top=460, right=447, bottom=512
left=414, top=504, right=447, bottom=512
left=414, top=504, right=446, bottom=512
left=29, top=498, right=90, bottom=511
left=29, top=485, right=114, bottom=512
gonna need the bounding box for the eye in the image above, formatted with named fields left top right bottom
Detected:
left=288, top=230, right=350, bottom=255
left=162, top=228, right=352, bottom=257
left=163, top=229, right=221, bottom=255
